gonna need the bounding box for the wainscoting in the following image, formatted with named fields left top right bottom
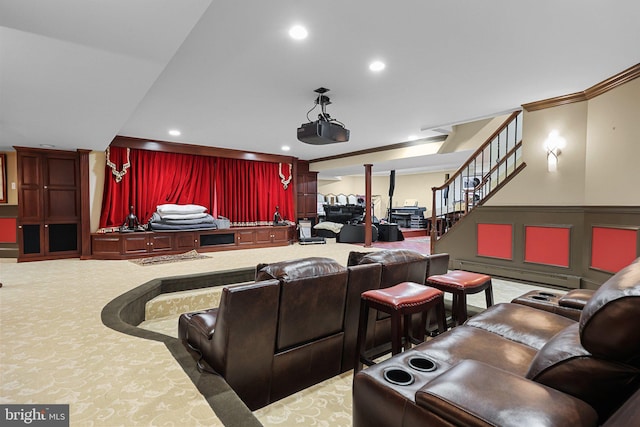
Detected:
left=434, top=205, right=640, bottom=289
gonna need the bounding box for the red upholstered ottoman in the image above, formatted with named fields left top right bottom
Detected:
left=427, top=271, right=493, bottom=326
left=354, top=281, right=446, bottom=373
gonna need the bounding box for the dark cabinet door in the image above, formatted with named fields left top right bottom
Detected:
left=17, top=148, right=80, bottom=261
left=296, top=162, right=318, bottom=224
left=44, top=154, right=80, bottom=221
left=18, top=152, right=43, bottom=222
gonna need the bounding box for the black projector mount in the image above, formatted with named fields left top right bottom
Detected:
left=297, top=87, right=350, bottom=145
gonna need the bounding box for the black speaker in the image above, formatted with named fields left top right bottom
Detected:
left=389, top=170, right=396, bottom=197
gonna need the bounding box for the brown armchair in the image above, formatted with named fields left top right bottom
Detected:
left=353, top=257, right=640, bottom=427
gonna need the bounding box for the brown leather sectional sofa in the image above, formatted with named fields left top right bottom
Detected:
left=353, top=257, right=640, bottom=427
left=178, top=249, right=449, bottom=410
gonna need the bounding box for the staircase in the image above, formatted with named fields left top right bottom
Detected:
left=430, top=110, right=526, bottom=252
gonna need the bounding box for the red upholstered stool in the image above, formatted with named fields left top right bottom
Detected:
left=427, top=271, right=493, bottom=327
left=354, top=281, right=446, bottom=373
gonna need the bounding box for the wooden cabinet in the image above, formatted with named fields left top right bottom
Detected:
left=17, top=148, right=81, bottom=261
left=255, top=226, right=290, bottom=244
left=91, top=225, right=294, bottom=259
left=174, top=232, right=197, bottom=251
left=296, top=160, right=318, bottom=226
left=122, top=233, right=173, bottom=255
left=236, top=229, right=257, bottom=246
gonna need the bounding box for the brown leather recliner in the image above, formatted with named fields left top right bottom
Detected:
left=178, top=250, right=450, bottom=410
left=180, top=257, right=349, bottom=410
left=255, top=257, right=349, bottom=404
left=353, top=257, right=640, bottom=427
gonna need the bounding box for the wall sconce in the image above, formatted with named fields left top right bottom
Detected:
left=544, top=130, right=566, bottom=172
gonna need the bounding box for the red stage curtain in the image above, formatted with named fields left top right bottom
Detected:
left=99, top=146, right=294, bottom=228
left=215, top=158, right=294, bottom=225
left=100, top=147, right=215, bottom=228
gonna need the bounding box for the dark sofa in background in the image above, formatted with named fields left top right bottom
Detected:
left=353, top=257, right=640, bottom=427
left=314, top=222, right=380, bottom=243
left=178, top=249, right=448, bottom=410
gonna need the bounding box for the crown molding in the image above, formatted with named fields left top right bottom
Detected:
left=110, top=135, right=295, bottom=164
left=310, top=135, right=446, bottom=163
left=522, top=63, right=640, bottom=112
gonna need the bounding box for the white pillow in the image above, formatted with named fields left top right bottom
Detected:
left=158, top=212, right=209, bottom=220
left=313, top=221, right=344, bottom=234
left=156, top=204, right=208, bottom=214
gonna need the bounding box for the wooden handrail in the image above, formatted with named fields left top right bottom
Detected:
left=430, top=110, right=524, bottom=253
left=434, top=109, right=521, bottom=191
left=478, top=141, right=523, bottom=187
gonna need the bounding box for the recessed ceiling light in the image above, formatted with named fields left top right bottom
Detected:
left=281, top=145, right=291, bottom=152
left=369, top=61, right=386, bottom=72
left=407, top=135, right=419, bottom=141
left=168, top=129, right=181, bottom=137
left=40, top=144, right=55, bottom=148
left=289, top=25, right=308, bottom=40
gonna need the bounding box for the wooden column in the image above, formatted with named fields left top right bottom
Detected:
left=364, top=164, right=372, bottom=247
left=79, top=149, right=91, bottom=259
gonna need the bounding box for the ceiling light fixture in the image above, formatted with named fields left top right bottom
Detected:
left=281, top=145, right=291, bottom=152
left=289, top=25, right=308, bottom=40
left=168, top=129, right=181, bottom=137
left=369, top=61, right=386, bottom=72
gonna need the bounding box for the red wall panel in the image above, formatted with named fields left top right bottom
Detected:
left=525, top=226, right=570, bottom=267
left=477, top=223, right=513, bottom=260
left=0, top=218, right=17, bottom=243
left=591, top=226, right=638, bottom=273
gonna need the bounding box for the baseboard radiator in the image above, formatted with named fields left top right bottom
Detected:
left=454, top=259, right=582, bottom=289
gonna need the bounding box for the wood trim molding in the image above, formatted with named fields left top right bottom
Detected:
left=110, top=135, right=296, bottom=164
left=522, top=63, right=640, bottom=112
left=522, top=92, right=588, bottom=112
left=310, top=135, right=446, bottom=163
left=78, top=149, right=92, bottom=259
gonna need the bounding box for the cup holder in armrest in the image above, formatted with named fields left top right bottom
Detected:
left=408, top=357, right=437, bottom=372
left=538, top=292, right=559, bottom=298
left=383, top=368, right=415, bottom=386
left=530, top=295, right=550, bottom=301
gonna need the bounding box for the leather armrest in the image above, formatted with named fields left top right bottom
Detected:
left=558, top=289, right=595, bottom=309
left=189, top=309, right=219, bottom=339
left=415, top=360, right=598, bottom=427
left=427, top=253, right=449, bottom=277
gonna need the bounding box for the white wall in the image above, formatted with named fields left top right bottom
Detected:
left=584, top=77, right=640, bottom=205
left=318, top=170, right=453, bottom=219
left=90, top=151, right=105, bottom=231
left=487, top=102, right=588, bottom=206
left=488, top=76, right=639, bottom=206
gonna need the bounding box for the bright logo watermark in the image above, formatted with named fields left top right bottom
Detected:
left=1, top=405, right=69, bottom=426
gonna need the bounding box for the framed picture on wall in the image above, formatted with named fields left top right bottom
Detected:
left=0, top=153, right=6, bottom=203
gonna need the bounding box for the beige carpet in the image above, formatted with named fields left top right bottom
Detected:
left=1, top=241, right=558, bottom=426
left=139, top=275, right=554, bottom=427
left=0, top=241, right=378, bottom=426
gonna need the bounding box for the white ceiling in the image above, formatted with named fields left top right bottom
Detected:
left=1, top=1, right=639, bottom=175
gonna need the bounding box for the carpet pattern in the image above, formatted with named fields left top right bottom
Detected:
left=144, top=286, right=225, bottom=321
left=140, top=275, right=561, bottom=427
left=129, top=249, right=210, bottom=266
left=2, top=241, right=559, bottom=426
left=0, top=241, right=377, bottom=426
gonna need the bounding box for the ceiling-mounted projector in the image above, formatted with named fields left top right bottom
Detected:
left=297, top=87, right=350, bottom=145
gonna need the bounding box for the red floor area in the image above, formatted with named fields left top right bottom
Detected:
left=371, top=227, right=430, bottom=254
left=370, top=236, right=431, bottom=255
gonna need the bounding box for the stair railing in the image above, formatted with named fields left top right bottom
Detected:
left=430, top=110, right=525, bottom=251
